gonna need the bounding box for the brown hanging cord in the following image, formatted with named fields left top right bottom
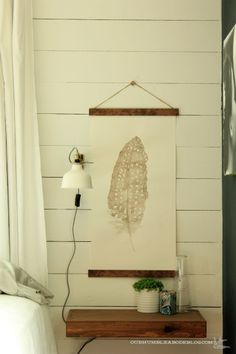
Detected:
left=89, top=81, right=179, bottom=116
left=131, top=81, right=174, bottom=108
left=94, top=82, right=133, bottom=109
left=94, top=81, right=174, bottom=109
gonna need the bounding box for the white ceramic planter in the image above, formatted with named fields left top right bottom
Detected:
left=136, top=289, right=160, bottom=313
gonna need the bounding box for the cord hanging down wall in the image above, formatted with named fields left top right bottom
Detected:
left=89, top=81, right=179, bottom=116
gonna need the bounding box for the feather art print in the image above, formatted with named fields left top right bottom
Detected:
left=107, top=136, right=148, bottom=250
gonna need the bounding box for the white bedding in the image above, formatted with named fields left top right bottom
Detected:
left=0, top=295, right=58, bottom=354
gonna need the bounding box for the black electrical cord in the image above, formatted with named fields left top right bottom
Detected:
left=62, top=207, right=78, bottom=323
left=77, top=337, right=96, bottom=354
left=61, top=192, right=95, bottom=353
left=68, top=147, right=79, bottom=163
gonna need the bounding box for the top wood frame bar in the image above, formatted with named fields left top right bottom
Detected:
left=89, top=108, right=179, bottom=116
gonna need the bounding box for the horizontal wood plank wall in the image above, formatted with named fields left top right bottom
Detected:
left=33, top=1, right=222, bottom=353
left=33, top=0, right=221, bottom=20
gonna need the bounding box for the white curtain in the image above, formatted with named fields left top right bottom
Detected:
left=0, top=0, right=48, bottom=285
left=223, top=25, right=236, bottom=175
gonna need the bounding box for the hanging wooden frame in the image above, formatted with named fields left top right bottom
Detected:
left=89, top=81, right=179, bottom=116
left=89, top=81, right=178, bottom=278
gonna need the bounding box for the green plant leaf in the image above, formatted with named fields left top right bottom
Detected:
left=132, top=278, right=164, bottom=292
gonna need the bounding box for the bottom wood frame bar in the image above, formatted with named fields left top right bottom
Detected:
left=88, top=270, right=177, bottom=278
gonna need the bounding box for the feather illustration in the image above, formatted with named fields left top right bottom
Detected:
left=107, top=136, right=148, bottom=250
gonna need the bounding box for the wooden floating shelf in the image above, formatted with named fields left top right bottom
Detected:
left=88, top=270, right=177, bottom=278
left=66, top=309, right=206, bottom=338
left=89, top=108, right=179, bottom=116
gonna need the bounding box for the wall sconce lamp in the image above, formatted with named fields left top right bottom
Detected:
left=61, top=147, right=92, bottom=207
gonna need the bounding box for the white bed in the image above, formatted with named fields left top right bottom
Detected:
left=0, top=294, right=58, bottom=354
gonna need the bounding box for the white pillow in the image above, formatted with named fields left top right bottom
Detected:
left=0, top=260, right=53, bottom=304
left=0, top=260, right=18, bottom=294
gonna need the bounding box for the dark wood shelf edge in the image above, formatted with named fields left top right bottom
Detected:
left=88, top=269, right=177, bottom=278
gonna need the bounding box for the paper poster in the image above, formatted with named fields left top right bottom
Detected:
left=89, top=116, right=176, bottom=270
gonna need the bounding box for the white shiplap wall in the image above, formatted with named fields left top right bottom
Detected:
left=33, top=1, right=222, bottom=353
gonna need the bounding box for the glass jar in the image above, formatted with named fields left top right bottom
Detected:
left=175, top=255, right=190, bottom=312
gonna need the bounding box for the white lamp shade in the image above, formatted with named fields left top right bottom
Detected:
left=61, top=163, right=92, bottom=189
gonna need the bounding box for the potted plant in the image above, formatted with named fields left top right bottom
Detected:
left=133, top=278, right=164, bottom=313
